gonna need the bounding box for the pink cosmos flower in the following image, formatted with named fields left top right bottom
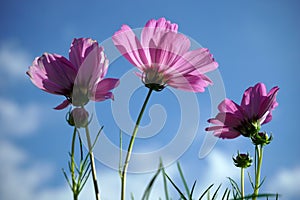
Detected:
left=27, top=38, right=120, bottom=109
left=112, top=18, right=218, bottom=92
left=206, top=83, right=279, bottom=139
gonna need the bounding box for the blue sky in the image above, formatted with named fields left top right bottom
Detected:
left=0, top=0, right=300, bottom=199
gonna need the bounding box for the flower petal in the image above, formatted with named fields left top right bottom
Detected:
left=112, top=25, right=149, bottom=70
left=141, top=18, right=178, bottom=48
left=92, top=78, right=120, bottom=101
left=241, top=83, right=267, bottom=118
left=27, top=53, right=76, bottom=95
left=167, top=73, right=212, bottom=92
left=69, top=38, right=101, bottom=70
left=74, top=46, right=107, bottom=91
left=259, top=86, right=279, bottom=124
left=213, top=129, right=241, bottom=139
left=53, top=99, right=71, bottom=110
left=149, top=32, right=190, bottom=71
left=206, top=124, right=240, bottom=139
left=168, top=48, right=218, bottom=75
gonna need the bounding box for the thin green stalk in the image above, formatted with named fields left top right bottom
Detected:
left=85, top=125, right=101, bottom=200
left=71, top=127, right=78, bottom=200
left=253, top=145, right=263, bottom=200
left=120, top=88, right=153, bottom=200
left=241, top=167, right=244, bottom=200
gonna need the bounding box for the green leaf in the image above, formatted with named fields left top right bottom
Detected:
left=141, top=161, right=162, bottom=200
left=211, top=184, right=222, bottom=200
left=91, top=126, right=103, bottom=150
left=160, top=159, right=169, bottom=200
left=62, top=168, right=72, bottom=189
left=177, top=162, right=190, bottom=198
left=247, top=171, right=255, bottom=189
left=190, top=180, right=197, bottom=199
left=221, top=188, right=229, bottom=200
left=119, top=130, right=123, bottom=178
left=164, top=172, right=187, bottom=200
left=198, top=184, right=214, bottom=200
left=227, top=177, right=241, bottom=197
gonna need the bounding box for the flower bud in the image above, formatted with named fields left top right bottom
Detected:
left=233, top=152, right=252, bottom=168
left=251, top=132, right=272, bottom=146
left=67, top=107, right=89, bottom=128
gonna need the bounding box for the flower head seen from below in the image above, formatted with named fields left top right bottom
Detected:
left=206, top=83, right=279, bottom=139
left=112, top=17, right=218, bottom=92
left=27, top=38, right=120, bottom=110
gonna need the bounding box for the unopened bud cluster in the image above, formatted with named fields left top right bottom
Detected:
left=67, top=107, right=89, bottom=128
left=233, top=152, right=252, bottom=168
left=251, top=132, right=272, bottom=146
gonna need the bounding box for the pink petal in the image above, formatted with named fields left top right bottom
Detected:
left=207, top=118, right=224, bottom=125
left=215, top=112, right=244, bottom=127
left=259, top=86, right=279, bottom=124
left=69, top=38, right=100, bottom=70
left=54, top=99, right=71, bottom=110
left=167, top=74, right=212, bottom=92
left=26, top=57, right=48, bottom=91
left=112, top=25, right=149, bottom=70
left=205, top=125, right=226, bottom=131
left=150, top=32, right=190, bottom=71
left=206, top=124, right=240, bottom=139
left=141, top=18, right=178, bottom=48
left=213, top=130, right=241, bottom=139
left=91, top=78, right=120, bottom=101
left=27, top=53, right=76, bottom=95
left=43, top=79, right=71, bottom=95
left=169, top=48, right=218, bottom=75
left=74, top=46, right=107, bottom=91
left=218, top=99, right=240, bottom=113
left=241, top=83, right=267, bottom=118
left=262, top=114, right=273, bottom=124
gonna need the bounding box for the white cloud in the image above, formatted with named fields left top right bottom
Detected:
left=0, top=40, right=32, bottom=79
left=190, top=149, right=239, bottom=198
left=0, top=139, right=171, bottom=200
left=0, top=98, right=40, bottom=136
left=267, top=166, right=300, bottom=199
left=0, top=139, right=246, bottom=200
left=0, top=140, right=54, bottom=200
left=205, top=149, right=239, bottom=183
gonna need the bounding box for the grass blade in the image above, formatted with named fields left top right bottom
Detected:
left=198, top=184, right=214, bottom=200
left=141, top=162, right=162, bottom=200
left=177, top=162, right=190, bottom=198
left=164, top=172, right=187, bottom=200
left=212, top=184, right=222, bottom=200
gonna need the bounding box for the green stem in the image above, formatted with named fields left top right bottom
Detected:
left=85, top=125, right=101, bottom=200
left=120, top=88, right=153, bottom=200
left=253, top=145, right=263, bottom=200
left=71, top=127, right=78, bottom=200
left=241, top=167, right=244, bottom=199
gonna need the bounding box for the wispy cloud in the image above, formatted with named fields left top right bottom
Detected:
left=267, top=166, right=300, bottom=199
left=0, top=98, right=40, bottom=136
left=0, top=140, right=54, bottom=200
left=0, top=40, right=32, bottom=80
left=0, top=139, right=249, bottom=200
left=0, top=139, right=170, bottom=200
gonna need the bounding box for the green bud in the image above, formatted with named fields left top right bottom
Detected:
left=67, top=107, right=89, bottom=128
left=251, top=132, right=272, bottom=146
left=233, top=152, right=252, bottom=168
